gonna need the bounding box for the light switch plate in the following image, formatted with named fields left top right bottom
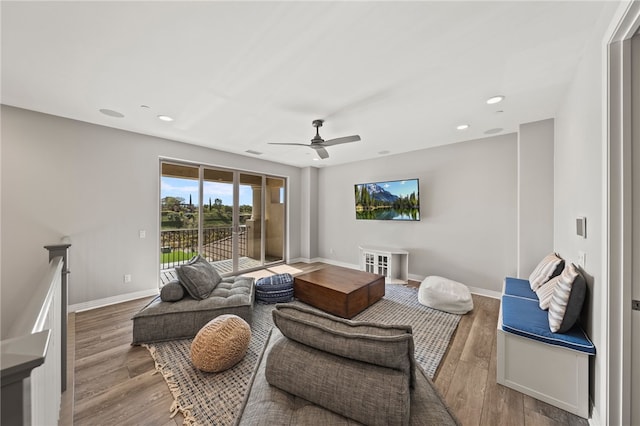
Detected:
left=578, top=251, right=586, bottom=269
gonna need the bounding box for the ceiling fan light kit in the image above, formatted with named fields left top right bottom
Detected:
left=269, top=119, right=361, bottom=160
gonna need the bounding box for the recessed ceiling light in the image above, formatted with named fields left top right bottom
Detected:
left=484, top=127, right=504, bottom=135
left=378, top=150, right=390, bottom=155
left=486, top=95, right=505, bottom=105
left=245, top=149, right=262, bottom=155
left=99, top=108, right=124, bottom=118
left=157, top=115, right=174, bottom=122
left=456, top=124, right=470, bottom=130
left=312, top=158, right=319, bottom=161
left=140, top=105, right=150, bottom=109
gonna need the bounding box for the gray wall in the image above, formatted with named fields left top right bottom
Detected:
left=553, top=2, right=620, bottom=421
left=517, top=119, right=555, bottom=277
left=299, top=167, right=318, bottom=260
left=316, top=134, right=518, bottom=294
left=0, top=106, right=302, bottom=337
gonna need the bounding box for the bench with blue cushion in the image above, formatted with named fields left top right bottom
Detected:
left=501, top=277, right=595, bottom=354
left=497, top=277, right=594, bottom=418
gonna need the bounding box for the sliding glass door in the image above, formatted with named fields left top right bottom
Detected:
left=202, top=168, right=235, bottom=273
left=160, top=161, right=285, bottom=277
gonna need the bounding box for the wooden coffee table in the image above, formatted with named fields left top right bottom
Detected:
left=293, top=265, right=385, bottom=319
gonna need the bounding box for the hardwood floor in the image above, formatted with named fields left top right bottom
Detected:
left=431, top=293, right=587, bottom=426
left=62, top=262, right=587, bottom=425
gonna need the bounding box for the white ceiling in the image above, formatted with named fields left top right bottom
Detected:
left=1, top=1, right=609, bottom=168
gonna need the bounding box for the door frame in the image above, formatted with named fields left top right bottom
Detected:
left=606, top=2, right=640, bottom=425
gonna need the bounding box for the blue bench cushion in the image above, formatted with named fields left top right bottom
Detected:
left=504, top=277, right=538, bottom=301
left=501, top=295, right=595, bottom=355
left=255, top=273, right=294, bottom=304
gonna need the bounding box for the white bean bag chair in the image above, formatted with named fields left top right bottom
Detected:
left=418, top=276, right=473, bottom=314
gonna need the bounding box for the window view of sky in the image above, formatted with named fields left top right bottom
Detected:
left=161, top=177, right=253, bottom=206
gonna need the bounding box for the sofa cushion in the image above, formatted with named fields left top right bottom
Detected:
left=501, top=294, right=595, bottom=354
left=175, top=255, right=222, bottom=300
left=503, top=277, right=538, bottom=300
left=272, top=304, right=415, bottom=384
left=265, top=331, right=411, bottom=426
left=548, top=263, right=587, bottom=333
left=528, top=253, right=564, bottom=291
left=160, top=279, right=185, bottom=302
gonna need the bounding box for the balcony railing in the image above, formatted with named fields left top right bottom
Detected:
left=160, top=225, right=247, bottom=270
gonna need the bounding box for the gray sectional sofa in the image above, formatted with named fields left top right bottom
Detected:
left=236, top=304, right=459, bottom=426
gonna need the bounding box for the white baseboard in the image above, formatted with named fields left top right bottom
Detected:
left=69, top=288, right=159, bottom=313
left=467, top=286, right=502, bottom=299
left=315, top=258, right=360, bottom=270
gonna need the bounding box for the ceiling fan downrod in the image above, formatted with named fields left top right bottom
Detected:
left=312, top=119, right=324, bottom=142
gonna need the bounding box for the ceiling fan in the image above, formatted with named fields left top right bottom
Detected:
left=268, top=119, right=361, bottom=159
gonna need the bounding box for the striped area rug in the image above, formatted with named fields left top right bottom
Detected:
left=145, top=284, right=461, bottom=426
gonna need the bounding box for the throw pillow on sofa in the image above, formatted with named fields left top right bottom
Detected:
left=265, top=331, right=411, bottom=426
left=272, top=304, right=415, bottom=385
left=529, top=252, right=564, bottom=291
left=175, top=255, right=222, bottom=300
left=160, top=279, right=185, bottom=302
left=548, top=263, right=587, bottom=333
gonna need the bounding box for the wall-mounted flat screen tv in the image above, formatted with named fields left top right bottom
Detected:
left=354, top=178, right=420, bottom=221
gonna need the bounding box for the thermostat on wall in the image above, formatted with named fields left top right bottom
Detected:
left=576, top=217, right=587, bottom=238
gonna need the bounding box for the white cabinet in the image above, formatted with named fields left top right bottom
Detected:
left=359, top=246, right=409, bottom=284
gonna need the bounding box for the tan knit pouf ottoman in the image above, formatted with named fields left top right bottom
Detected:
left=190, top=314, right=251, bottom=373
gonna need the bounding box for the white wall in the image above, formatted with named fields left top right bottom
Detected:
left=0, top=106, right=302, bottom=337
left=316, top=133, right=518, bottom=294
left=554, top=1, right=621, bottom=421
left=517, top=119, right=555, bottom=277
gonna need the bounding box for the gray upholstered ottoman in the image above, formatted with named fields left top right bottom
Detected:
left=131, top=276, right=254, bottom=345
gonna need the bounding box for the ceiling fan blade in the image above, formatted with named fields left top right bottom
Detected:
left=322, top=135, right=361, bottom=147
left=315, top=147, right=329, bottom=159
left=268, top=142, right=309, bottom=146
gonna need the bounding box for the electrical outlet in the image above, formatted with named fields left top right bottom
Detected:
left=124, top=274, right=132, bottom=283
left=578, top=252, right=586, bottom=269
left=139, top=230, right=146, bottom=239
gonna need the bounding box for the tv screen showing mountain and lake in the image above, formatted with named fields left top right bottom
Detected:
left=354, top=178, right=420, bottom=221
